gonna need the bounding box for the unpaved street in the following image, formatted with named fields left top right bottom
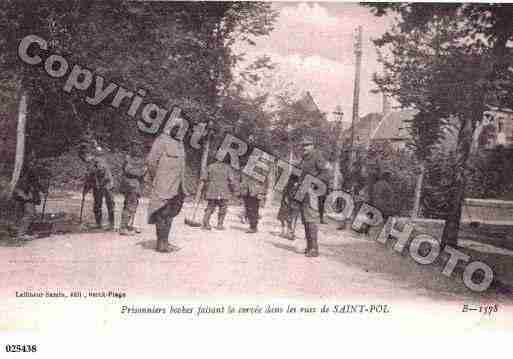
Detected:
left=1, top=194, right=511, bottom=302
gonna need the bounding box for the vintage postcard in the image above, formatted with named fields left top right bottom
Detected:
left=1, top=1, right=512, bottom=356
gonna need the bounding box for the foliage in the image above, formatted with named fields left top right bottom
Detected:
left=268, top=94, right=335, bottom=161
left=466, top=147, right=513, bottom=200
left=366, top=142, right=419, bottom=215
left=366, top=3, right=513, bottom=245
left=0, top=1, right=278, bottom=158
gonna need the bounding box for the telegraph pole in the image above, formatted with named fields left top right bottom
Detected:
left=350, top=26, right=363, bottom=186
left=333, top=106, right=344, bottom=190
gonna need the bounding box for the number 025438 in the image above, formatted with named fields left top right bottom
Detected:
left=5, top=344, right=37, bottom=352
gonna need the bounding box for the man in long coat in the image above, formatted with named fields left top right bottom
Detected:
left=298, top=135, right=329, bottom=258
left=146, top=130, right=189, bottom=253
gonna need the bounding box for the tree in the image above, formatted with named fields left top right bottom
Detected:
left=367, top=3, right=513, bottom=246
left=0, top=1, right=277, bottom=184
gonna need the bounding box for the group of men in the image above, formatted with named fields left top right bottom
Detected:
left=12, top=121, right=395, bottom=258
left=196, top=135, right=328, bottom=257
left=77, top=139, right=146, bottom=237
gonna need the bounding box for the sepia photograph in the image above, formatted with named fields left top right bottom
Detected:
left=0, top=1, right=512, bottom=356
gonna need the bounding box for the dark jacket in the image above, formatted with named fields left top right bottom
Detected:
left=84, top=156, right=114, bottom=192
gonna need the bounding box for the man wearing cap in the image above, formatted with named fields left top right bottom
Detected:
left=119, top=140, right=146, bottom=236
left=298, top=135, right=329, bottom=257
left=146, top=124, right=189, bottom=253
left=79, top=146, right=116, bottom=231
left=201, top=158, right=238, bottom=231
left=240, top=172, right=268, bottom=233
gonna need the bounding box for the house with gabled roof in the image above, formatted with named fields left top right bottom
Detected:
left=370, top=109, right=418, bottom=150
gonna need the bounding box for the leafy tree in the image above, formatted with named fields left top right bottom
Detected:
left=367, top=3, right=513, bottom=246
left=0, top=0, right=277, bottom=183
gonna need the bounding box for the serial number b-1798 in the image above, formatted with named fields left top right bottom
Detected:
left=332, top=304, right=390, bottom=314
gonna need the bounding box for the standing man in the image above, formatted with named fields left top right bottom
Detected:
left=201, top=158, right=238, bottom=231
left=119, top=139, right=146, bottom=236
left=317, top=162, right=333, bottom=224
left=240, top=172, right=267, bottom=233
left=12, top=151, right=45, bottom=242
left=79, top=146, right=116, bottom=231
left=298, top=135, right=329, bottom=258
left=146, top=127, right=189, bottom=253
left=277, top=173, right=300, bottom=240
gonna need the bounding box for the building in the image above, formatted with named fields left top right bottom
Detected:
left=341, top=112, right=383, bottom=147
left=369, top=109, right=418, bottom=150
left=473, top=107, right=513, bottom=151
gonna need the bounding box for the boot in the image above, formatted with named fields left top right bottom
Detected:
left=105, top=220, right=115, bottom=231
left=94, top=207, right=103, bottom=228
left=216, top=212, right=226, bottom=230
left=286, top=222, right=295, bottom=241
left=119, top=227, right=135, bottom=236
left=202, top=206, right=213, bottom=230
left=155, top=221, right=172, bottom=253
left=306, top=223, right=319, bottom=257
left=302, top=223, right=311, bottom=254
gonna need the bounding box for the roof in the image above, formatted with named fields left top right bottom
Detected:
left=342, top=113, right=383, bottom=136
left=371, top=109, right=418, bottom=141
left=295, top=91, right=321, bottom=113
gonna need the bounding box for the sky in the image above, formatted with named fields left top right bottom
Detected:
left=235, top=2, right=397, bottom=125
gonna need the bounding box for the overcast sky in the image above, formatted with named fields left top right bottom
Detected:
left=235, top=2, right=396, bottom=124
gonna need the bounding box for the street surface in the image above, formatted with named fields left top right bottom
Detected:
left=1, top=192, right=513, bottom=335
left=1, top=193, right=511, bottom=303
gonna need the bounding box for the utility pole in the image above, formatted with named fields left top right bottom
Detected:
left=350, top=26, right=363, bottom=187
left=333, top=106, right=344, bottom=190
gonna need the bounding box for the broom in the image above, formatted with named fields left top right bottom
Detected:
left=184, top=127, right=211, bottom=227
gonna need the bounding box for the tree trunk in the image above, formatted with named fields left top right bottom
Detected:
left=440, top=117, right=475, bottom=247
left=412, top=162, right=425, bottom=219
left=262, top=160, right=276, bottom=209
left=8, top=90, right=28, bottom=198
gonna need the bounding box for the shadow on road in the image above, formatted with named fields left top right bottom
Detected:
left=269, top=241, right=303, bottom=255
left=320, top=239, right=510, bottom=302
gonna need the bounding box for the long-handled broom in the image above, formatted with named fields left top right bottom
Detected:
left=184, top=126, right=211, bottom=227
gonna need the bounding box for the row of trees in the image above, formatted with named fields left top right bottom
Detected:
left=367, top=4, right=513, bottom=246
left=0, top=1, right=280, bottom=198
left=0, top=0, right=277, bottom=160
